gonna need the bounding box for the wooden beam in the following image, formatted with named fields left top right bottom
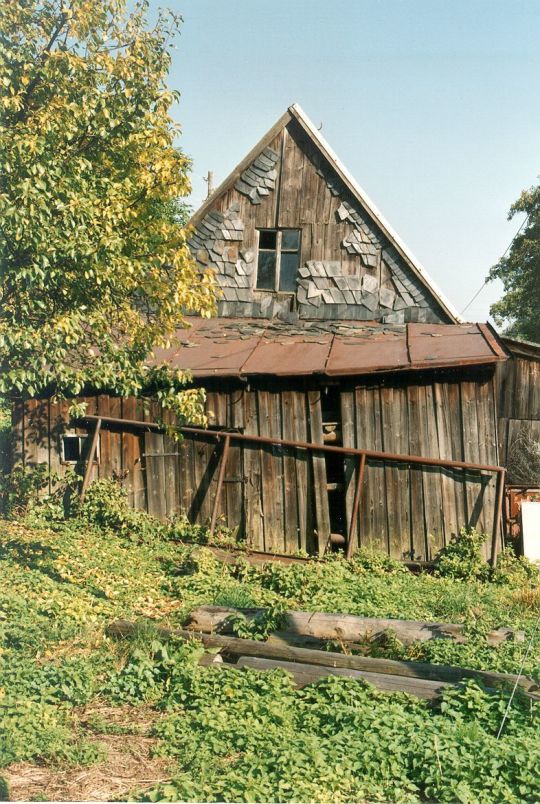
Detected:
left=346, top=453, right=366, bottom=558
left=184, top=605, right=525, bottom=647
left=106, top=619, right=539, bottom=697
left=236, top=656, right=451, bottom=700
left=491, top=467, right=506, bottom=565
left=209, top=434, right=231, bottom=536
left=80, top=417, right=102, bottom=503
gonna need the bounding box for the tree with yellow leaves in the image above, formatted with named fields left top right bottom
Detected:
left=0, top=0, right=215, bottom=421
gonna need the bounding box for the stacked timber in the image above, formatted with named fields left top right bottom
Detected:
left=106, top=616, right=538, bottom=703
left=184, top=605, right=525, bottom=647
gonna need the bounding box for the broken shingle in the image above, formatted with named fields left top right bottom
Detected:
left=379, top=287, right=396, bottom=309
left=362, top=274, right=379, bottom=294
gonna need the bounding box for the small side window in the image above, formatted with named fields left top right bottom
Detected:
left=61, top=433, right=99, bottom=464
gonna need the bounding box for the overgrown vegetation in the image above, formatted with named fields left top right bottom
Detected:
left=1, top=485, right=539, bottom=801
left=489, top=180, right=540, bottom=342
left=0, top=0, right=215, bottom=422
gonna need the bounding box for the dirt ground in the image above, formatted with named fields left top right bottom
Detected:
left=3, top=705, right=174, bottom=802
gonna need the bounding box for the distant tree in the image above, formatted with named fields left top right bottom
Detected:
left=489, top=183, right=540, bottom=343
left=0, top=0, right=214, bottom=421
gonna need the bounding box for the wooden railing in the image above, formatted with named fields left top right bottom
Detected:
left=79, top=415, right=506, bottom=564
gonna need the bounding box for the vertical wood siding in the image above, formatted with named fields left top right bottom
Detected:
left=16, top=373, right=500, bottom=560
left=496, top=355, right=540, bottom=470
left=341, top=377, right=499, bottom=561
left=195, top=119, right=448, bottom=324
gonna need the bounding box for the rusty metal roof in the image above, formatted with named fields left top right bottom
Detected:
left=153, top=319, right=506, bottom=379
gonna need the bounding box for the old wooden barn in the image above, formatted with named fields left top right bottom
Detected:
left=13, top=105, right=539, bottom=562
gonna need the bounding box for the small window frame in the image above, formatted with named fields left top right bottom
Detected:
left=61, top=432, right=100, bottom=465
left=255, top=228, right=301, bottom=293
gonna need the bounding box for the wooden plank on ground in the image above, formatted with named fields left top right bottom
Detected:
left=108, top=619, right=536, bottom=695
left=185, top=605, right=524, bottom=647
left=236, top=656, right=450, bottom=699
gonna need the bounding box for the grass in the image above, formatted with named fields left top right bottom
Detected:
left=1, top=510, right=539, bottom=801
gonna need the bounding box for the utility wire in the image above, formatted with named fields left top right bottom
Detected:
left=496, top=610, right=540, bottom=739
left=460, top=215, right=529, bottom=316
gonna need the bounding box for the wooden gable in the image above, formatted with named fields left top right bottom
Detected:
left=189, top=105, right=460, bottom=324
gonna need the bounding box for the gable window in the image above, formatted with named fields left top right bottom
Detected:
left=256, top=229, right=301, bottom=292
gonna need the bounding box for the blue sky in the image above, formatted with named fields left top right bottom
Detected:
left=158, top=0, right=540, bottom=323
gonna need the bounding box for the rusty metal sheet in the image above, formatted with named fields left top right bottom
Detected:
left=326, top=331, right=408, bottom=375
left=408, top=324, right=504, bottom=366
left=153, top=318, right=506, bottom=378
left=241, top=335, right=333, bottom=375
left=174, top=337, right=260, bottom=376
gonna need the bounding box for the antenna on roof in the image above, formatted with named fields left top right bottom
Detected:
left=203, top=170, right=214, bottom=199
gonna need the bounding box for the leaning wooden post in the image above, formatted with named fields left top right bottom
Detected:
left=346, top=452, right=366, bottom=559
left=490, top=467, right=506, bottom=566
left=80, top=417, right=102, bottom=503
left=209, top=434, right=231, bottom=536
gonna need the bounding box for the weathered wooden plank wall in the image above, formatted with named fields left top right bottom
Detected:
left=14, top=370, right=501, bottom=560
left=341, top=376, right=499, bottom=561
left=192, top=116, right=448, bottom=324
left=15, top=397, right=146, bottom=510
left=496, top=354, right=540, bottom=472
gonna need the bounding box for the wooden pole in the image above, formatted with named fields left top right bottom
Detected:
left=491, top=467, right=506, bottom=565
left=209, top=434, right=231, bottom=535
left=205, top=170, right=214, bottom=198
left=80, top=418, right=102, bottom=503
left=346, top=453, right=366, bottom=559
